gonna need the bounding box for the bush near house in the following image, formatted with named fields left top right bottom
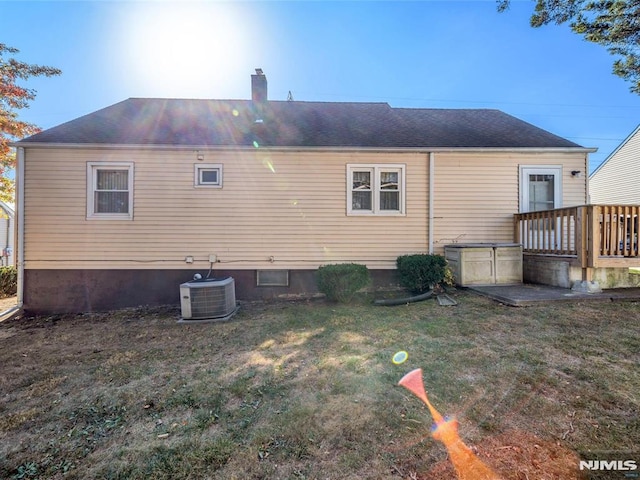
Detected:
left=316, top=263, right=370, bottom=303
left=0, top=266, right=17, bottom=297
left=396, top=254, right=447, bottom=294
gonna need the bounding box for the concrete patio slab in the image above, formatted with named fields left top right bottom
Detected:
left=467, top=283, right=640, bottom=307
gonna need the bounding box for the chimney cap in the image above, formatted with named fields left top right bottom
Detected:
left=255, top=68, right=264, bottom=75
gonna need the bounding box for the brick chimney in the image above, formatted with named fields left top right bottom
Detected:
left=251, top=68, right=267, bottom=104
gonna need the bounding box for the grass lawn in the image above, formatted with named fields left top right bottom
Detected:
left=0, top=291, right=638, bottom=479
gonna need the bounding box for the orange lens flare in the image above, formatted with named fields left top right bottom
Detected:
left=398, top=368, right=503, bottom=480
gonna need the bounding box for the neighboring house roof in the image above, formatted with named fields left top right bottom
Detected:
left=589, top=123, right=640, bottom=178
left=0, top=201, right=14, bottom=218
left=17, top=98, right=583, bottom=149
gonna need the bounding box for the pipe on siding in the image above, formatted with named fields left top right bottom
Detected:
left=5, top=216, right=9, bottom=266
left=16, top=147, right=24, bottom=308
left=429, top=152, right=434, bottom=254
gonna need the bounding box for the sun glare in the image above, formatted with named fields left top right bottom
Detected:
left=119, top=2, right=253, bottom=98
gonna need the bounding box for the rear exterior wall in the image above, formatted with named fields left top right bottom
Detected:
left=431, top=151, right=587, bottom=254
left=23, top=148, right=429, bottom=270
left=21, top=147, right=587, bottom=313
left=22, top=147, right=426, bottom=312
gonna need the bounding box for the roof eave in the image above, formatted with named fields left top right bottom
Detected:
left=13, top=142, right=597, bottom=154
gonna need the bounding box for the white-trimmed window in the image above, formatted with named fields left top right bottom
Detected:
left=87, top=162, right=134, bottom=220
left=195, top=164, right=223, bottom=188
left=347, top=164, right=405, bottom=215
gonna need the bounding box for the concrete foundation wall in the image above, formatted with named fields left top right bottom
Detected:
left=23, top=269, right=401, bottom=314
left=523, top=254, right=640, bottom=289
left=523, top=255, right=580, bottom=288
left=592, top=268, right=640, bottom=288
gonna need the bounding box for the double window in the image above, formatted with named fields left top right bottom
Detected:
left=347, top=164, right=405, bottom=215
left=87, top=162, right=134, bottom=220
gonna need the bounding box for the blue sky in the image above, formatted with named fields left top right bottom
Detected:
left=4, top=0, right=640, bottom=172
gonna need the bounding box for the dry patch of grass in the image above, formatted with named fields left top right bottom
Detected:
left=0, top=292, right=638, bottom=479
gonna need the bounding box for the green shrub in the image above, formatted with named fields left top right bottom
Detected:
left=0, top=266, right=17, bottom=297
left=316, top=263, right=370, bottom=303
left=396, top=254, right=447, bottom=294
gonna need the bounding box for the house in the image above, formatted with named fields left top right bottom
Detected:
left=589, top=124, right=640, bottom=204
left=15, top=70, right=595, bottom=313
left=0, top=201, right=15, bottom=267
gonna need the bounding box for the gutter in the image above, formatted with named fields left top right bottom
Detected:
left=16, top=147, right=24, bottom=308
left=12, top=141, right=598, bottom=155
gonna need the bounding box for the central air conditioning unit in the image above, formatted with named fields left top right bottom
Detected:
left=179, top=277, right=238, bottom=322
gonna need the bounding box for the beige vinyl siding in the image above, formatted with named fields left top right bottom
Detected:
left=431, top=152, right=587, bottom=255
left=590, top=128, right=640, bottom=204
left=24, top=148, right=428, bottom=270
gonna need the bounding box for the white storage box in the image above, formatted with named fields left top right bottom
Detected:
left=445, top=243, right=522, bottom=286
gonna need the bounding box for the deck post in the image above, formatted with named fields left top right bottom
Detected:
left=576, top=206, right=592, bottom=282
left=587, top=205, right=600, bottom=268
left=576, top=206, right=586, bottom=267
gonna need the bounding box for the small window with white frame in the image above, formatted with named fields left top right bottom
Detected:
left=347, top=164, right=405, bottom=215
left=195, top=164, right=223, bottom=188
left=87, top=162, right=134, bottom=220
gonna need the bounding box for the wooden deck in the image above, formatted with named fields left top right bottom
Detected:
left=514, top=205, right=640, bottom=269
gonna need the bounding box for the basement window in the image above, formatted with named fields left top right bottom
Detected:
left=256, top=270, right=290, bottom=287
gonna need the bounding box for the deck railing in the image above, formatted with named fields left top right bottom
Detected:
left=514, top=205, right=640, bottom=268
left=597, top=205, right=640, bottom=258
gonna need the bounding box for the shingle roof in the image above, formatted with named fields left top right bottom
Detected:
left=18, top=98, right=582, bottom=149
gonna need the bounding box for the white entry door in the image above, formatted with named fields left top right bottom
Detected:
left=519, top=166, right=562, bottom=250
left=520, top=166, right=562, bottom=213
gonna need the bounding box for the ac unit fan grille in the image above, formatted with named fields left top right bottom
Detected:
left=190, top=285, right=235, bottom=318
left=180, top=277, right=236, bottom=320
